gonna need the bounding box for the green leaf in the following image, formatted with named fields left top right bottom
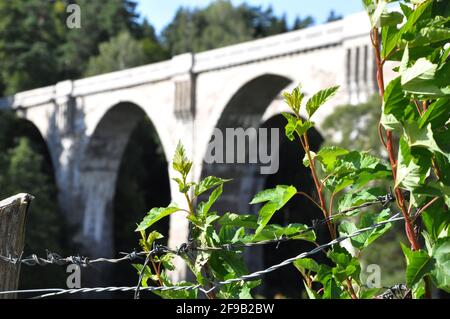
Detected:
left=338, top=209, right=393, bottom=251
left=249, top=223, right=316, bottom=243
left=328, top=246, right=361, bottom=284
left=250, top=185, right=297, bottom=234
left=323, top=151, right=392, bottom=193
left=401, top=58, right=441, bottom=96
left=305, top=86, right=339, bottom=118
left=406, top=122, right=447, bottom=156
left=382, top=1, right=432, bottom=59
left=430, top=237, right=450, bottom=293
left=172, top=141, right=192, bottom=178
left=283, top=86, right=304, bottom=115
left=380, top=11, right=404, bottom=27
left=315, top=146, right=349, bottom=173
left=197, top=184, right=223, bottom=217
left=410, top=26, right=450, bottom=48
left=337, top=187, right=385, bottom=215
left=401, top=244, right=435, bottom=288
left=153, top=281, right=198, bottom=299
left=421, top=198, right=450, bottom=242
left=368, top=0, right=386, bottom=27
left=217, top=213, right=258, bottom=229
left=194, top=176, right=231, bottom=197
left=294, top=258, right=320, bottom=273
left=136, top=206, right=179, bottom=231
left=383, top=77, right=409, bottom=120
left=302, top=150, right=316, bottom=168
left=282, top=113, right=314, bottom=141
left=303, top=281, right=321, bottom=299
left=395, top=137, right=431, bottom=190
left=418, top=98, right=450, bottom=129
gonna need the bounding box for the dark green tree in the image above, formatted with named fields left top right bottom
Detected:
left=84, top=31, right=168, bottom=76
left=58, top=0, right=143, bottom=79
left=0, top=0, right=63, bottom=95
left=162, top=0, right=297, bottom=55
left=326, top=10, right=343, bottom=23
left=292, top=15, right=315, bottom=31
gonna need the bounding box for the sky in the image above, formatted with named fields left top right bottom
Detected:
left=137, top=0, right=365, bottom=34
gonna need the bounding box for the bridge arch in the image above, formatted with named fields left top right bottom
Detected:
left=199, top=74, right=326, bottom=297
left=199, top=73, right=293, bottom=212
left=78, top=101, right=171, bottom=265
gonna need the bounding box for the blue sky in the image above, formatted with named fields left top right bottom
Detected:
left=137, top=0, right=365, bottom=34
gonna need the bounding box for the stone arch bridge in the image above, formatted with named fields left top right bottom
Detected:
left=0, top=13, right=384, bottom=282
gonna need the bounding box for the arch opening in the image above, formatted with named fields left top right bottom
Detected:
left=79, top=102, right=171, bottom=293
left=200, top=74, right=327, bottom=298
left=0, top=110, right=65, bottom=290
left=200, top=74, right=292, bottom=213
left=258, top=114, right=326, bottom=298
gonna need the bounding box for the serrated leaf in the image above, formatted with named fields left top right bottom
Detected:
left=418, top=98, right=450, bottom=129
left=250, top=185, right=297, bottom=234
left=195, top=176, right=231, bottom=197
left=302, top=150, right=316, bottom=168
left=136, top=206, right=179, bottom=231
left=283, top=86, right=304, bottom=115
left=172, top=141, right=192, bottom=177
left=305, top=86, right=339, bottom=118
left=406, top=122, right=447, bottom=156
left=217, top=213, right=258, bottom=229
left=380, top=11, right=404, bottom=27
left=395, top=137, right=431, bottom=190
left=430, top=237, right=450, bottom=293
left=197, top=184, right=223, bottom=217
left=249, top=223, right=315, bottom=243
left=383, top=77, right=409, bottom=120
left=401, top=244, right=435, bottom=288
left=338, top=209, right=393, bottom=250
left=294, top=258, right=320, bottom=273
left=315, top=146, right=349, bottom=172
left=282, top=113, right=314, bottom=140
left=337, top=187, right=385, bottom=215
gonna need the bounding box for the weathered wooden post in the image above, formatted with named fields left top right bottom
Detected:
left=0, top=193, right=33, bottom=299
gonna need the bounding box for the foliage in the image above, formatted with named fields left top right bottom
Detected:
left=84, top=31, right=168, bottom=76
left=134, top=143, right=314, bottom=299
left=162, top=0, right=314, bottom=55
left=0, top=0, right=166, bottom=95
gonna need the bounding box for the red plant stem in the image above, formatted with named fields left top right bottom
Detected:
left=302, top=133, right=334, bottom=237
left=371, top=27, right=431, bottom=298
left=372, top=29, right=420, bottom=251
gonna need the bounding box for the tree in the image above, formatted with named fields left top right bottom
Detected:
left=0, top=0, right=63, bottom=95
left=84, top=31, right=167, bottom=77
left=162, top=0, right=295, bottom=55
left=58, top=0, right=143, bottom=79
left=326, top=10, right=343, bottom=23
left=292, top=15, right=315, bottom=31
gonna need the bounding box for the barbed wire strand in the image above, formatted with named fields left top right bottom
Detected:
left=0, top=214, right=403, bottom=299
left=0, top=192, right=395, bottom=267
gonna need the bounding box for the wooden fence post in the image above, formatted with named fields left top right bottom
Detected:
left=0, top=193, right=33, bottom=299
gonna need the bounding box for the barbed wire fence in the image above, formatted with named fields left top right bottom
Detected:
left=0, top=193, right=405, bottom=299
